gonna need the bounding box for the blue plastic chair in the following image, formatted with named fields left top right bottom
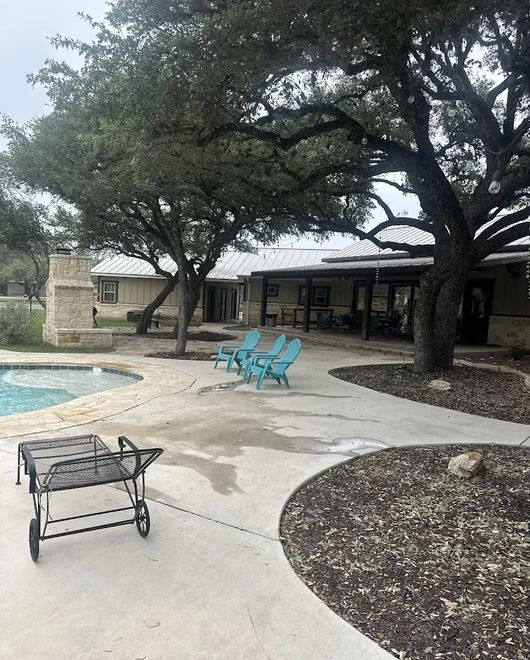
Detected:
left=214, top=329, right=261, bottom=372
left=237, top=334, right=287, bottom=379
left=247, top=338, right=302, bottom=390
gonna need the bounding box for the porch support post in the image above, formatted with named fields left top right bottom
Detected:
left=260, top=277, right=269, bottom=326
left=351, top=279, right=358, bottom=333
left=361, top=274, right=374, bottom=341
left=303, top=276, right=313, bottom=333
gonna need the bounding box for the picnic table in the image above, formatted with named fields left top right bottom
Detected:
left=281, top=308, right=334, bottom=327
left=127, top=309, right=161, bottom=328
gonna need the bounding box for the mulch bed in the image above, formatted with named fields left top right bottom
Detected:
left=330, top=364, right=530, bottom=425
left=135, top=331, right=236, bottom=342
left=281, top=444, right=530, bottom=660
left=145, top=351, right=214, bottom=361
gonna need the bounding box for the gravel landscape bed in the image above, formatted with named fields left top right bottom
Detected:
left=145, top=351, right=214, bottom=360
left=281, top=444, right=530, bottom=660
left=330, top=364, right=530, bottom=425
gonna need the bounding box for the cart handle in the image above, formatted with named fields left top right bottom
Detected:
left=20, top=445, right=38, bottom=494
left=118, top=435, right=141, bottom=475
left=118, top=435, right=140, bottom=457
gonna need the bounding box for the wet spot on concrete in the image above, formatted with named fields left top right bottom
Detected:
left=199, top=381, right=242, bottom=393
left=324, top=437, right=391, bottom=454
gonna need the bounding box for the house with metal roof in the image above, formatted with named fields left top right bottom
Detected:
left=248, top=227, right=530, bottom=347
left=92, top=230, right=530, bottom=346
left=91, top=247, right=336, bottom=323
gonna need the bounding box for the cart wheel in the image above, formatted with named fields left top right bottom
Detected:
left=136, top=500, right=150, bottom=538
left=29, top=518, right=40, bottom=561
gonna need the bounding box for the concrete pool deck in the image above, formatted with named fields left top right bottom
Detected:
left=1, top=336, right=529, bottom=659
left=0, top=353, right=195, bottom=438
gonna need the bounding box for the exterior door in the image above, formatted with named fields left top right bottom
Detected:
left=219, top=288, right=227, bottom=321
left=207, top=286, right=216, bottom=322
left=230, top=288, right=238, bottom=319
left=461, top=279, right=494, bottom=344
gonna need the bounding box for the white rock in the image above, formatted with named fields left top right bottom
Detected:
left=428, top=379, right=452, bottom=391
left=448, top=451, right=486, bottom=479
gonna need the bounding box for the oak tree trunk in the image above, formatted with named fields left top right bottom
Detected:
left=432, top=274, right=467, bottom=370
left=412, top=270, right=439, bottom=373
left=174, top=280, right=202, bottom=356
left=413, top=259, right=471, bottom=373
left=136, top=274, right=178, bottom=335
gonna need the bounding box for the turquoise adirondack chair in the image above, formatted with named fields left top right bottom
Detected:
left=247, top=338, right=302, bottom=390
left=214, top=329, right=261, bottom=372
left=237, top=334, right=287, bottom=380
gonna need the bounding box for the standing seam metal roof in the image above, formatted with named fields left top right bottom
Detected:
left=91, top=247, right=337, bottom=280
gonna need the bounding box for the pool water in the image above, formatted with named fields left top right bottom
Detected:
left=0, top=367, right=139, bottom=417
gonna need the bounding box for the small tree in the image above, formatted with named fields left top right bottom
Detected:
left=0, top=187, right=50, bottom=308
left=4, top=71, right=356, bottom=354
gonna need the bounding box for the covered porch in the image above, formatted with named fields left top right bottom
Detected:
left=254, top=259, right=425, bottom=343
left=251, top=249, right=530, bottom=347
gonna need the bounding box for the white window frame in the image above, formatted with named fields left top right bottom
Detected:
left=102, top=281, right=117, bottom=304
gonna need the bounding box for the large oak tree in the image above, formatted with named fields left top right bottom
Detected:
left=108, top=0, right=530, bottom=370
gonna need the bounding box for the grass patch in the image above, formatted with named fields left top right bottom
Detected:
left=0, top=310, right=113, bottom=353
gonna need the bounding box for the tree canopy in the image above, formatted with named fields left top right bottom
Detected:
left=3, top=0, right=529, bottom=365
left=98, top=0, right=530, bottom=369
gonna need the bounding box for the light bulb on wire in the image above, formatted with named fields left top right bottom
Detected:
left=488, top=170, right=502, bottom=195
left=361, top=135, right=368, bottom=145
left=407, top=93, right=415, bottom=104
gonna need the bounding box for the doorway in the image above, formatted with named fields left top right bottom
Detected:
left=461, top=279, right=494, bottom=344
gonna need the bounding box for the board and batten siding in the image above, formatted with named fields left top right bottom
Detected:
left=249, top=277, right=354, bottom=308
left=108, top=277, right=179, bottom=306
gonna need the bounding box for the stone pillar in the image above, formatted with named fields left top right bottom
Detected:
left=43, top=253, right=113, bottom=348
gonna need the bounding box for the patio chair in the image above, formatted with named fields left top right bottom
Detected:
left=334, top=313, right=354, bottom=332
left=317, top=312, right=334, bottom=330
left=214, top=329, right=261, bottom=372
left=246, top=338, right=302, bottom=390
left=237, top=334, right=287, bottom=379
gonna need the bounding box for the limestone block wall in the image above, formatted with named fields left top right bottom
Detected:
left=488, top=315, right=530, bottom=347
left=44, top=254, right=113, bottom=348
left=96, top=301, right=204, bottom=324
left=96, top=302, right=204, bottom=324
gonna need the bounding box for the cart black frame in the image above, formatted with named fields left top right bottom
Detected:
left=16, top=434, right=163, bottom=561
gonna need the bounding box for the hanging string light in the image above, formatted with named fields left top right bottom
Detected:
left=488, top=170, right=502, bottom=194
left=375, top=246, right=381, bottom=285
left=527, top=230, right=530, bottom=300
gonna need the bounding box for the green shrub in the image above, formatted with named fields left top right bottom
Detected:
left=507, top=339, right=529, bottom=361
left=0, top=302, right=37, bottom=345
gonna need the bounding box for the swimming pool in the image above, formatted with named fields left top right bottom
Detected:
left=0, top=365, right=141, bottom=417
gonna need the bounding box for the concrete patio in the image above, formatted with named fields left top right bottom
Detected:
left=1, top=334, right=529, bottom=660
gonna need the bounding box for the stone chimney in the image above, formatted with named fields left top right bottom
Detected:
left=43, top=253, right=113, bottom=348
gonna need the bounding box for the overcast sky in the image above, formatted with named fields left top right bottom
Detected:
left=0, top=0, right=419, bottom=251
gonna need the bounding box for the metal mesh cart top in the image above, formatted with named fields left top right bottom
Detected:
left=16, top=434, right=163, bottom=561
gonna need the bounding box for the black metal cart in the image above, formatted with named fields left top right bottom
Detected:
left=16, top=434, right=163, bottom=561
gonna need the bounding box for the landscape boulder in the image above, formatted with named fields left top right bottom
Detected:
left=428, top=379, right=452, bottom=391
left=448, top=451, right=486, bottom=479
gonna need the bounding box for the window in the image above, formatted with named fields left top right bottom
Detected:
left=102, top=281, right=117, bottom=303
left=313, top=286, right=329, bottom=306
left=267, top=284, right=279, bottom=297
left=298, top=285, right=330, bottom=307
